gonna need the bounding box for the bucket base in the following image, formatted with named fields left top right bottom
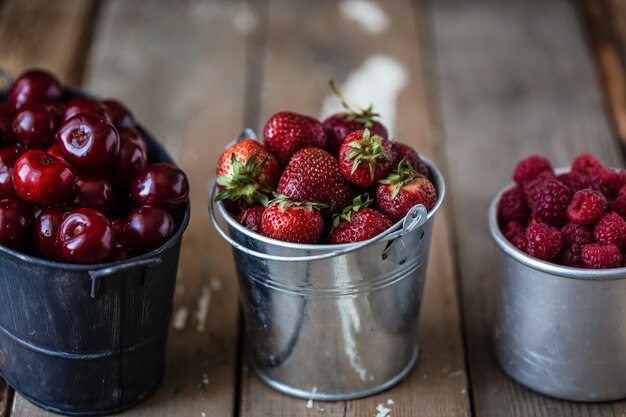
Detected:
left=252, top=345, right=418, bottom=401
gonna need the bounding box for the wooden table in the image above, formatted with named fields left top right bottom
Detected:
left=0, top=0, right=625, bottom=415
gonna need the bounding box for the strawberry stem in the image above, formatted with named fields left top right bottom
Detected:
left=329, top=80, right=380, bottom=128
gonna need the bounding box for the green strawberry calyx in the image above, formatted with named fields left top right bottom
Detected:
left=379, top=158, right=422, bottom=200
left=329, top=80, right=380, bottom=128
left=268, top=193, right=328, bottom=212
left=345, top=128, right=392, bottom=180
left=215, top=153, right=273, bottom=206
left=331, top=194, right=373, bottom=229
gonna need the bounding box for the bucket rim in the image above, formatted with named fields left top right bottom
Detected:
left=489, top=168, right=626, bottom=281
left=0, top=85, right=191, bottom=272
left=214, top=155, right=445, bottom=252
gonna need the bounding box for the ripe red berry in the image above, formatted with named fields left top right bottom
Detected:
left=12, top=102, right=62, bottom=149
left=102, top=99, right=135, bottom=130
left=33, top=207, right=70, bottom=260
left=513, top=155, right=553, bottom=186
left=392, top=142, right=430, bottom=178
left=57, top=208, right=116, bottom=264
left=330, top=195, right=392, bottom=244
left=526, top=223, right=563, bottom=261
left=527, top=178, right=572, bottom=226
left=557, top=171, right=595, bottom=193
left=522, top=170, right=556, bottom=203
left=110, top=128, right=148, bottom=188
left=237, top=205, right=265, bottom=234
left=339, top=129, right=395, bottom=187
left=260, top=196, right=325, bottom=244
left=561, top=223, right=594, bottom=246
left=566, top=188, right=607, bottom=225
left=498, top=186, right=529, bottom=223
left=511, top=229, right=528, bottom=253
left=264, top=111, right=327, bottom=166
left=594, top=212, right=626, bottom=249
left=0, top=144, right=25, bottom=199
left=123, top=206, right=175, bottom=253
left=581, top=243, right=621, bottom=269
left=130, top=163, right=190, bottom=212
left=9, top=69, right=62, bottom=112
left=73, top=176, right=116, bottom=215
left=0, top=199, right=32, bottom=250
left=591, top=164, right=625, bottom=199
left=611, top=195, right=626, bottom=220
left=502, top=221, right=524, bottom=241
left=572, top=153, right=600, bottom=175
left=13, top=150, right=76, bottom=206
left=63, top=98, right=113, bottom=123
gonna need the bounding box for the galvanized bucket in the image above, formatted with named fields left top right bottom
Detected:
left=209, top=130, right=445, bottom=400
left=489, top=175, right=626, bottom=402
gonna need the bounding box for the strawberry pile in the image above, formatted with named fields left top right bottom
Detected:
left=0, top=69, right=189, bottom=264
left=499, top=153, right=626, bottom=269
left=215, top=83, right=438, bottom=245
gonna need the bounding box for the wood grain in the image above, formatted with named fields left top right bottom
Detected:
left=11, top=0, right=251, bottom=415
left=429, top=0, right=625, bottom=415
left=238, top=1, right=470, bottom=416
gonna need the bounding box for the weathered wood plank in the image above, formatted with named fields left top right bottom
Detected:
left=430, top=0, right=624, bottom=415
left=238, top=1, right=470, bottom=416
left=0, top=0, right=99, bottom=86
left=11, top=0, right=251, bottom=415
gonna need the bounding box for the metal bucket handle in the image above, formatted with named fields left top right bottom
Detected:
left=209, top=181, right=428, bottom=263
left=89, top=257, right=162, bottom=299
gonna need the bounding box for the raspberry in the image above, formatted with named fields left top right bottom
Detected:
left=612, top=195, right=626, bottom=220
left=561, top=223, right=593, bottom=246
left=527, top=179, right=572, bottom=226
left=503, top=221, right=524, bottom=241
left=591, top=165, right=625, bottom=199
left=594, top=212, right=626, bottom=249
left=566, top=188, right=607, bottom=224
left=498, top=186, right=529, bottom=223
left=559, top=244, right=583, bottom=267
left=522, top=170, right=556, bottom=202
left=557, top=171, right=595, bottom=193
left=572, top=153, right=600, bottom=175
left=511, top=228, right=528, bottom=252
left=513, top=155, right=553, bottom=186
left=581, top=243, right=621, bottom=269
left=526, top=223, right=563, bottom=261
left=619, top=184, right=626, bottom=198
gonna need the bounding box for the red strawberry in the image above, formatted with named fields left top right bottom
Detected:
left=376, top=159, right=437, bottom=221
left=277, top=147, right=354, bottom=212
left=263, top=111, right=327, bottom=166
left=339, top=129, right=395, bottom=187
left=237, top=205, right=265, bottom=234
left=260, top=195, right=325, bottom=244
left=323, top=81, right=388, bottom=155
left=215, top=139, right=280, bottom=207
left=330, top=194, right=392, bottom=244
left=392, top=142, right=430, bottom=178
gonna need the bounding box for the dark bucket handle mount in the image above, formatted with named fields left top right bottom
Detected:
left=89, top=257, right=162, bottom=299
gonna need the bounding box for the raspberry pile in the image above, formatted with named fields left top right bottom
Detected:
left=215, top=82, right=438, bottom=244
left=0, top=69, right=189, bottom=264
left=499, top=153, right=626, bottom=269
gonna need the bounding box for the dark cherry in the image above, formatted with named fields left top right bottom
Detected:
left=0, top=114, right=13, bottom=146
left=63, top=98, right=113, bottom=123
left=0, top=145, right=25, bottom=199
left=46, top=143, right=64, bottom=160
left=9, top=69, right=62, bottom=112
left=130, top=163, right=189, bottom=212
left=12, top=102, right=62, bottom=149
left=123, top=206, right=175, bottom=252
left=102, top=99, right=135, bottom=130
left=13, top=150, right=76, bottom=206
left=73, top=176, right=116, bottom=215
left=111, top=129, right=148, bottom=188
left=57, top=208, right=115, bottom=264
left=55, top=113, right=120, bottom=173
left=120, top=127, right=148, bottom=155
left=0, top=103, right=11, bottom=118
left=0, top=199, right=32, bottom=250
left=33, top=207, right=70, bottom=260
left=111, top=218, right=134, bottom=260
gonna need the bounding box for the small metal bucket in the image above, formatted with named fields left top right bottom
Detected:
left=209, top=130, right=445, bottom=400
left=489, top=176, right=626, bottom=402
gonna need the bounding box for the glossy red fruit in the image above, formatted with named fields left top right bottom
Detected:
left=73, top=176, right=116, bottom=215
left=119, top=127, right=148, bottom=154
left=260, top=196, right=324, bottom=244
left=46, top=143, right=64, bottom=159
left=111, top=218, right=134, bottom=260
left=0, top=113, right=13, bottom=146
left=56, top=113, right=120, bottom=173
left=526, top=222, right=563, bottom=261
left=63, top=98, right=113, bottom=123
left=33, top=207, right=70, bottom=260
left=9, top=69, right=62, bottom=112
left=102, top=99, right=135, bottom=129
left=513, top=155, right=553, bottom=186
left=0, top=199, right=32, bottom=250
left=215, top=139, right=280, bottom=206
left=392, top=142, right=430, bottom=178
left=237, top=205, right=265, bottom=234
left=111, top=129, right=148, bottom=188
left=130, top=163, right=189, bottom=212
left=376, top=160, right=438, bottom=221
left=57, top=208, right=116, bottom=264
left=277, top=147, right=354, bottom=213
left=123, top=206, right=175, bottom=252
left=263, top=111, right=327, bottom=166
left=330, top=195, right=392, bottom=244
left=339, top=129, right=395, bottom=187
left=13, top=150, right=76, bottom=206
left=12, top=102, right=62, bottom=149
left=0, top=145, right=26, bottom=199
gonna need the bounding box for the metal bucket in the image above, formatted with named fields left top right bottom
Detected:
left=489, top=177, right=626, bottom=402
left=209, top=131, right=445, bottom=400
left=0, top=85, right=190, bottom=416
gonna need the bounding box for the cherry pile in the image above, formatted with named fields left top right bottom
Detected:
left=215, top=82, right=438, bottom=245
left=0, top=69, right=189, bottom=264
left=499, top=153, right=626, bottom=269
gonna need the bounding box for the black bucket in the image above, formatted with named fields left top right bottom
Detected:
left=0, top=87, right=190, bottom=416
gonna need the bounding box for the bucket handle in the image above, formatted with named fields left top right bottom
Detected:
left=89, top=257, right=162, bottom=299
left=209, top=181, right=429, bottom=262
